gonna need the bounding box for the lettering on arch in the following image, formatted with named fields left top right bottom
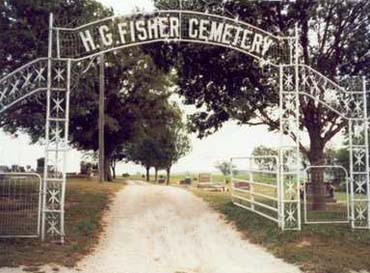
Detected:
left=56, top=11, right=286, bottom=63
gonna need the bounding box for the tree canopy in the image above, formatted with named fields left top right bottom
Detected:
left=0, top=0, right=176, bottom=181
left=148, top=0, right=370, bottom=208
left=126, top=101, right=191, bottom=183
left=0, top=0, right=111, bottom=75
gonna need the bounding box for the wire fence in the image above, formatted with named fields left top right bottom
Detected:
left=0, top=173, right=42, bottom=238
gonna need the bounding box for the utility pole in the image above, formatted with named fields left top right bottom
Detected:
left=99, top=53, right=105, bottom=183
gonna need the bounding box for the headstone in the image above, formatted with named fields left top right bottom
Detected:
left=179, top=177, right=192, bottom=185
left=36, top=158, right=44, bottom=174
left=198, top=173, right=212, bottom=183
left=304, top=183, right=335, bottom=202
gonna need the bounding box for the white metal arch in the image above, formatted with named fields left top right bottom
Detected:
left=0, top=9, right=368, bottom=242
left=53, top=10, right=295, bottom=66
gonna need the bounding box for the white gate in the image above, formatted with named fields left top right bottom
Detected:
left=0, top=173, right=42, bottom=238
left=303, top=166, right=350, bottom=225
left=230, top=156, right=280, bottom=224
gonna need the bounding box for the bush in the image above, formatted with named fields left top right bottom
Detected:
left=122, top=173, right=130, bottom=177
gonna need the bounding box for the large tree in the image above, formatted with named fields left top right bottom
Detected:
left=149, top=0, right=370, bottom=209
left=0, top=0, right=111, bottom=75
left=0, top=1, right=173, bottom=182
left=126, top=101, right=191, bottom=183
left=155, top=110, right=191, bottom=184
left=68, top=49, right=171, bottom=181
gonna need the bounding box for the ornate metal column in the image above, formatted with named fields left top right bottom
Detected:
left=278, top=26, right=301, bottom=230
left=349, top=77, right=370, bottom=229
left=279, top=64, right=301, bottom=230
left=41, top=13, right=70, bottom=242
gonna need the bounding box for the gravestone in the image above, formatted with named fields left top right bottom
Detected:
left=198, top=173, right=212, bottom=183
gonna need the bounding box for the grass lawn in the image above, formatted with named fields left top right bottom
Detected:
left=192, top=189, right=370, bottom=273
left=0, top=178, right=124, bottom=269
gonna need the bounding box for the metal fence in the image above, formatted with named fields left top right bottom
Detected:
left=230, top=156, right=280, bottom=224
left=0, top=173, right=42, bottom=238
left=303, top=166, right=350, bottom=225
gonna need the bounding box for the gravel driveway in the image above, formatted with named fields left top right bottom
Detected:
left=2, top=181, right=301, bottom=273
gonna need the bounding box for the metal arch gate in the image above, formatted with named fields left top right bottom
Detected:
left=0, top=7, right=369, bottom=241
left=46, top=9, right=304, bottom=237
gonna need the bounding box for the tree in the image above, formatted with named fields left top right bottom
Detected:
left=215, top=161, right=232, bottom=176
left=252, top=145, right=310, bottom=171
left=0, top=0, right=112, bottom=175
left=159, top=108, right=192, bottom=185
left=124, top=88, right=181, bottom=182
left=251, top=146, right=279, bottom=171
left=150, top=0, right=370, bottom=209
left=0, top=0, right=111, bottom=75
left=326, top=147, right=350, bottom=173
left=110, top=147, right=127, bottom=180
left=0, top=1, right=175, bottom=182
left=160, top=125, right=191, bottom=185
left=126, top=102, right=191, bottom=184
left=1, top=48, right=171, bottom=182
left=126, top=136, right=157, bottom=181
left=67, top=49, right=172, bottom=181
left=80, top=161, right=97, bottom=176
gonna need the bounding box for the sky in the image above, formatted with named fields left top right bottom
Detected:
left=0, top=0, right=285, bottom=175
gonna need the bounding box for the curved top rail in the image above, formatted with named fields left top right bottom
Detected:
left=0, top=58, right=49, bottom=115
left=53, top=10, right=294, bottom=64
left=0, top=58, right=48, bottom=83
left=54, top=10, right=291, bottom=40
left=299, top=64, right=361, bottom=94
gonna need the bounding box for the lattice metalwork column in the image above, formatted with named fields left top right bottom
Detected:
left=349, top=77, right=370, bottom=229
left=42, top=13, right=70, bottom=242
left=279, top=64, right=301, bottom=230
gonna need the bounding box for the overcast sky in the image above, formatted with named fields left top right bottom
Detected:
left=0, top=0, right=284, bottom=175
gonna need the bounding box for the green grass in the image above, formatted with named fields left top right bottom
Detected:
left=192, top=189, right=370, bottom=273
left=0, top=178, right=124, bottom=269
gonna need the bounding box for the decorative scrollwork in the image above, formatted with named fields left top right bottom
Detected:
left=0, top=59, right=48, bottom=114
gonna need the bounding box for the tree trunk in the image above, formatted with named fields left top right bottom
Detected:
left=111, top=165, right=116, bottom=179
left=154, top=167, right=158, bottom=183
left=111, top=160, right=116, bottom=180
left=104, top=155, right=113, bottom=182
left=146, top=166, right=150, bottom=182
left=166, top=167, right=171, bottom=185
left=308, top=139, right=326, bottom=211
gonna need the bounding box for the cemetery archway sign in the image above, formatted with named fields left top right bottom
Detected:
left=0, top=8, right=369, bottom=242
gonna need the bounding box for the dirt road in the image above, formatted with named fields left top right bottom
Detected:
left=4, top=182, right=302, bottom=273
